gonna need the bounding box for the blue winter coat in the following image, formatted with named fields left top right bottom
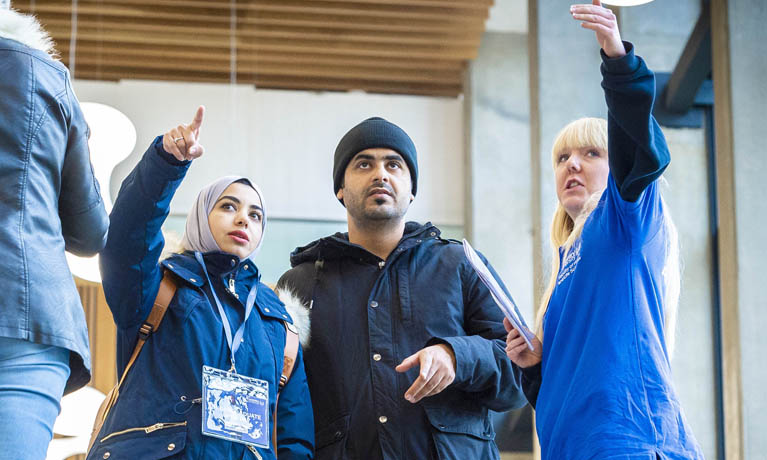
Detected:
left=0, top=34, right=108, bottom=394
left=278, top=224, right=526, bottom=460
left=91, top=138, right=314, bottom=460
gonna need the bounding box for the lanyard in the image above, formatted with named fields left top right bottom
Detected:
left=195, top=252, right=258, bottom=372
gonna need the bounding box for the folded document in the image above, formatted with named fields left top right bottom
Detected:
left=462, top=239, right=535, bottom=351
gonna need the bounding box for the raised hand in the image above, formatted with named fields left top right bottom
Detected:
left=395, top=344, right=456, bottom=404
left=503, top=318, right=542, bottom=368
left=570, top=0, right=626, bottom=58
left=162, top=105, right=205, bottom=162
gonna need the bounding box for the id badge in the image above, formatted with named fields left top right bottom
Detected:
left=202, top=365, right=270, bottom=449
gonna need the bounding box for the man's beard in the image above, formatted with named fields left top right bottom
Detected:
left=348, top=196, right=407, bottom=224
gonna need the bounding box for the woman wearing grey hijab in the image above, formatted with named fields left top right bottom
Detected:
left=94, top=107, right=314, bottom=460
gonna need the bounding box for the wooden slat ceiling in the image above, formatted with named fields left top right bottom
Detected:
left=14, top=0, right=494, bottom=97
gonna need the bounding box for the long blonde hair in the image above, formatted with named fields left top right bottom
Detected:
left=536, top=118, right=680, bottom=357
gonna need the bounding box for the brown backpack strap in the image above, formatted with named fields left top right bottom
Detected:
left=100, top=272, right=178, bottom=423
left=271, top=321, right=300, bottom=452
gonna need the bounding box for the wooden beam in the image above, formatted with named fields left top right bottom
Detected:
left=47, top=31, right=479, bottom=60
left=36, top=16, right=482, bottom=48
left=663, top=2, right=712, bottom=113
left=66, top=54, right=464, bottom=85
left=710, top=0, right=743, bottom=459
left=55, top=43, right=466, bottom=71
left=70, top=68, right=463, bottom=97
left=16, top=5, right=487, bottom=34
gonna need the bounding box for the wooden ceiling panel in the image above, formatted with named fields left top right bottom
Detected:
left=14, top=0, right=493, bottom=96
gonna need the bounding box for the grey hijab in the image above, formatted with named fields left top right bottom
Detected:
left=181, top=175, right=266, bottom=262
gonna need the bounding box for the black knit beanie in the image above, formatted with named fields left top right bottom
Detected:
left=333, top=117, right=418, bottom=203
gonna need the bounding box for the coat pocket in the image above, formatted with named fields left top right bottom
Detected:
left=424, top=406, right=498, bottom=460
left=314, top=414, right=350, bottom=455
left=86, top=421, right=187, bottom=460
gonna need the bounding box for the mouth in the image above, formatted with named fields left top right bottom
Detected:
left=565, top=178, right=584, bottom=190
left=368, top=187, right=393, bottom=199
left=228, top=230, right=249, bottom=244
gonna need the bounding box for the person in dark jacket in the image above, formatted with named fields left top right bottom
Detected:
left=503, top=2, right=703, bottom=459
left=91, top=107, right=314, bottom=460
left=277, top=117, right=527, bottom=459
left=0, top=6, right=109, bottom=460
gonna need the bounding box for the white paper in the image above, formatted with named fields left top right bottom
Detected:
left=462, top=239, right=535, bottom=350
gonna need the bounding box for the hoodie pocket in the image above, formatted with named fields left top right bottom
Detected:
left=87, top=422, right=187, bottom=460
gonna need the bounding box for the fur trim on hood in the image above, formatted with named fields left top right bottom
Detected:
left=276, top=288, right=311, bottom=349
left=0, top=9, right=57, bottom=57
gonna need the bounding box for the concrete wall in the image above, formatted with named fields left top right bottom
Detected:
left=725, top=0, right=767, bottom=456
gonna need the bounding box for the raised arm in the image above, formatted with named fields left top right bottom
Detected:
left=572, top=1, right=670, bottom=201
left=99, top=107, right=204, bottom=328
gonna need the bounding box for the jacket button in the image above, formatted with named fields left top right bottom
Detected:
left=167, top=263, right=174, bottom=268
left=373, top=353, right=381, bottom=361
left=189, top=278, right=197, bottom=283
left=244, top=264, right=249, bottom=270
left=334, top=431, right=343, bottom=440
left=102, top=453, right=111, bottom=459
left=430, top=232, right=436, bottom=237
left=438, top=424, right=446, bottom=430
left=167, top=443, right=175, bottom=451
left=264, top=307, right=270, bottom=312
left=370, top=301, right=378, bottom=308
left=416, top=239, right=422, bottom=243
left=230, top=259, right=236, bottom=267
left=378, top=415, right=388, bottom=424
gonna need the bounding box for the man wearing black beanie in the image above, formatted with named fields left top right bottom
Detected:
left=278, top=118, right=526, bottom=460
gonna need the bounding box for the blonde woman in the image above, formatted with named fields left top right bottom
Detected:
left=504, top=2, right=704, bottom=459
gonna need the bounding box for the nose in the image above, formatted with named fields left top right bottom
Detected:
left=234, top=209, right=248, bottom=227
left=372, top=161, right=390, bottom=183
left=566, top=154, right=581, bottom=172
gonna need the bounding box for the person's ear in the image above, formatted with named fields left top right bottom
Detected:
left=336, top=188, right=344, bottom=201
left=410, top=194, right=415, bottom=203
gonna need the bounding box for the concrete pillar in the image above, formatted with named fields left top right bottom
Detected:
left=464, top=31, right=534, bottom=321
left=711, top=0, right=767, bottom=458
left=528, top=0, right=605, bottom=302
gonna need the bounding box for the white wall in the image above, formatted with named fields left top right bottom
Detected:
left=71, top=80, right=464, bottom=227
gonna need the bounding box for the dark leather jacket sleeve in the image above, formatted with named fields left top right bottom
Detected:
left=58, top=78, right=108, bottom=256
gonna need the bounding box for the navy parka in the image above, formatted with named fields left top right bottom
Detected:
left=91, top=138, right=314, bottom=460
left=278, top=223, right=527, bottom=460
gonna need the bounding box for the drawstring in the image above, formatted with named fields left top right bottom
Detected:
left=309, top=253, right=324, bottom=310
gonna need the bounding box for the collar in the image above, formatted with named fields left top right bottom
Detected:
left=162, top=251, right=258, bottom=287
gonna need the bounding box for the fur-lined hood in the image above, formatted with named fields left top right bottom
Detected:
left=0, top=9, right=56, bottom=56
left=276, top=287, right=311, bottom=349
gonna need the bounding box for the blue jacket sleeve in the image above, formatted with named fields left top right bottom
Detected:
left=276, top=344, right=315, bottom=460
left=58, top=77, right=109, bottom=256
left=99, top=136, right=190, bottom=328
left=601, top=41, right=671, bottom=202
left=428, top=253, right=526, bottom=412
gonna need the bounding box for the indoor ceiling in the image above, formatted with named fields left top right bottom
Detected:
left=14, top=0, right=495, bottom=97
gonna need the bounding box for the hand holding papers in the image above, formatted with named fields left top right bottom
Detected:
left=462, top=239, right=535, bottom=351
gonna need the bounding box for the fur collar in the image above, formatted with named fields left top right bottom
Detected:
left=276, top=288, right=311, bottom=349
left=0, top=9, right=56, bottom=57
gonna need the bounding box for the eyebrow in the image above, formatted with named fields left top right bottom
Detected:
left=353, top=153, right=404, bottom=162
left=215, top=195, right=263, bottom=212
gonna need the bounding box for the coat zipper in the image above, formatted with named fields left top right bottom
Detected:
left=99, top=421, right=187, bottom=443
left=229, top=274, right=239, bottom=299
